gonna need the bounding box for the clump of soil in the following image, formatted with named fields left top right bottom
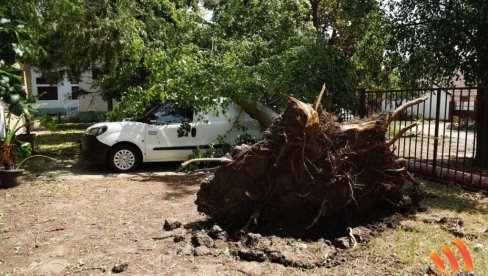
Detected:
left=195, top=95, right=425, bottom=236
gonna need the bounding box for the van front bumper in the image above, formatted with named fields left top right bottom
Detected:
left=81, top=135, right=110, bottom=164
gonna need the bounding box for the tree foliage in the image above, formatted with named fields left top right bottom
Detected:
left=387, top=0, right=488, bottom=165
left=0, top=17, right=29, bottom=115
left=5, top=0, right=402, bottom=119
left=203, top=0, right=357, bottom=110
left=388, top=0, right=488, bottom=87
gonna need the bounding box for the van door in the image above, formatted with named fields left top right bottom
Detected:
left=144, top=102, right=196, bottom=162
left=194, top=104, right=239, bottom=149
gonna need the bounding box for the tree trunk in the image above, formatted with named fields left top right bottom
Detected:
left=107, top=96, right=114, bottom=111
left=310, top=0, right=321, bottom=31
left=237, top=98, right=279, bottom=128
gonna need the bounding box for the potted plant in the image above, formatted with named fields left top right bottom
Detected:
left=14, top=96, right=56, bottom=151
left=0, top=110, right=28, bottom=186
left=16, top=98, right=36, bottom=150
left=0, top=106, right=57, bottom=188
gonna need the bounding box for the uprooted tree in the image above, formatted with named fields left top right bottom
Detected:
left=185, top=86, right=427, bottom=235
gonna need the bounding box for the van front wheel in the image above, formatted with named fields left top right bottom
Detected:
left=108, top=145, right=141, bottom=172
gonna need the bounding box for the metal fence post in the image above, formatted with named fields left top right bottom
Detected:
left=358, top=88, right=366, bottom=118
left=474, top=87, right=488, bottom=170
left=432, top=89, right=442, bottom=177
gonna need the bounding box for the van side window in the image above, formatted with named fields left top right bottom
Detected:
left=153, top=102, right=193, bottom=124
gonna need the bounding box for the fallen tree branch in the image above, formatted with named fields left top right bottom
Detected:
left=386, top=122, right=419, bottom=146
left=387, top=96, right=428, bottom=124
left=281, top=95, right=319, bottom=129
left=181, top=157, right=232, bottom=168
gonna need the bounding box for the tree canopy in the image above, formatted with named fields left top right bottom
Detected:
left=14, top=0, right=487, bottom=120
left=5, top=0, right=396, bottom=120
left=388, top=0, right=488, bottom=87
left=0, top=16, right=30, bottom=115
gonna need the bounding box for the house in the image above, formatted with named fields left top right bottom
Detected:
left=380, top=90, right=452, bottom=120
left=25, top=65, right=112, bottom=121
left=379, top=73, right=476, bottom=121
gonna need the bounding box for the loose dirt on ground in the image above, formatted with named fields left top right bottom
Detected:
left=1, top=171, right=487, bottom=275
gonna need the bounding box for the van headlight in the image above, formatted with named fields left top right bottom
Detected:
left=85, top=126, right=108, bottom=136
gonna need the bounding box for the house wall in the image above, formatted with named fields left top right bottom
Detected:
left=381, top=90, right=452, bottom=121
left=30, top=68, right=78, bottom=115
left=78, top=93, right=110, bottom=121
left=30, top=68, right=109, bottom=120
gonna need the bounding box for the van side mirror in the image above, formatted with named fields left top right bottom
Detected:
left=148, top=114, right=158, bottom=124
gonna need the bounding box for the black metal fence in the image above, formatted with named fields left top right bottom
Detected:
left=351, top=87, right=488, bottom=189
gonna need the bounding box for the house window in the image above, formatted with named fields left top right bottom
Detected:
left=71, top=86, right=80, bottom=99
left=36, top=77, right=48, bottom=84
left=36, top=72, right=63, bottom=85
left=38, top=86, right=58, bottom=100
left=69, top=77, right=79, bottom=84
left=92, top=69, right=103, bottom=80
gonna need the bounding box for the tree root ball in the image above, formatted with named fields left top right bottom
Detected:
left=195, top=96, right=423, bottom=235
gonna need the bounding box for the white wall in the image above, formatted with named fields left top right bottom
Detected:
left=77, top=71, right=109, bottom=112
left=380, top=90, right=452, bottom=120
left=30, top=68, right=74, bottom=113
left=30, top=68, right=108, bottom=114
left=79, top=93, right=109, bottom=112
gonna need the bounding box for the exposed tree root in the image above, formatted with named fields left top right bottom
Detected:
left=194, top=91, right=424, bottom=235
left=387, top=96, right=428, bottom=124
left=313, top=83, right=327, bottom=111
left=387, top=122, right=419, bottom=146
left=181, top=157, right=232, bottom=168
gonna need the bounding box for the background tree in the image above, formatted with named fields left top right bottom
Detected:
left=7, top=0, right=207, bottom=108
left=202, top=0, right=356, bottom=111
left=389, top=0, right=488, bottom=165
left=111, top=0, right=359, bottom=119
left=0, top=16, right=29, bottom=115
left=308, top=0, right=399, bottom=89
left=8, top=1, right=363, bottom=118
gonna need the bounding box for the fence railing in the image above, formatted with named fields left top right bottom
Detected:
left=64, top=99, right=80, bottom=117
left=353, top=87, right=487, bottom=189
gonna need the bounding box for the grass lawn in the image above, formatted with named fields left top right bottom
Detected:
left=365, top=180, right=488, bottom=274
left=33, top=122, right=92, bottom=159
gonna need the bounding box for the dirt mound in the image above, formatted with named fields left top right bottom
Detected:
left=194, top=95, right=425, bottom=235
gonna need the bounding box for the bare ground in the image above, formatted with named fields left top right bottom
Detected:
left=1, top=169, right=487, bottom=275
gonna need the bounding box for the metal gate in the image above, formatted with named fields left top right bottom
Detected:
left=352, top=87, right=487, bottom=189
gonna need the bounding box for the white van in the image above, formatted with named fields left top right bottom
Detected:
left=81, top=101, right=262, bottom=172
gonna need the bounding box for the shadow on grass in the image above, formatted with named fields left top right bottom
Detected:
left=422, top=180, right=487, bottom=214
left=35, top=132, right=83, bottom=147
left=53, top=122, right=93, bottom=131
left=183, top=220, right=216, bottom=232
left=130, top=172, right=205, bottom=200
left=21, top=159, right=187, bottom=177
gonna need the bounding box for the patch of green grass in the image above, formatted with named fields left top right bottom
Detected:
left=366, top=180, right=488, bottom=274
left=34, top=122, right=91, bottom=159
left=17, top=198, right=30, bottom=206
